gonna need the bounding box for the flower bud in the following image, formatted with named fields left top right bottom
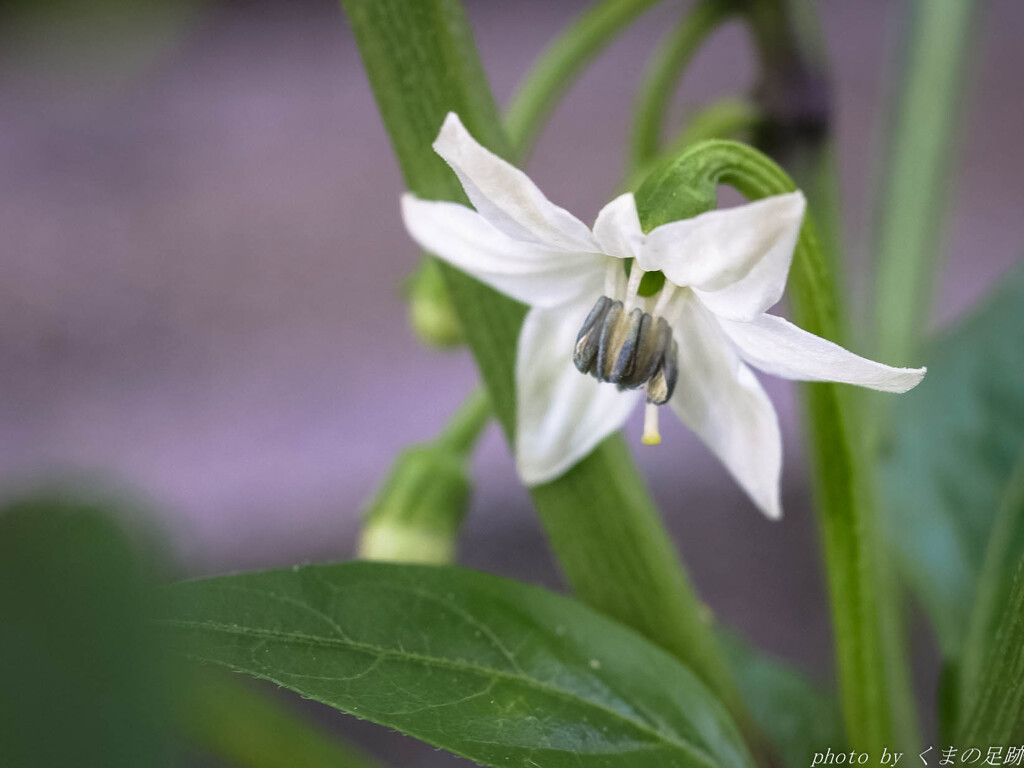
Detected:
left=358, top=444, right=470, bottom=565
left=408, top=259, right=464, bottom=348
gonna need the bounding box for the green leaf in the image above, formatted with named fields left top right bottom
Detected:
left=721, top=636, right=844, bottom=768
left=0, top=494, right=176, bottom=768
left=159, top=561, right=755, bottom=768
left=880, top=263, right=1024, bottom=657
left=956, top=557, right=1024, bottom=745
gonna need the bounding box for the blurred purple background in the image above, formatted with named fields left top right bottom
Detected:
left=1, top=0, right=1022, bottom=763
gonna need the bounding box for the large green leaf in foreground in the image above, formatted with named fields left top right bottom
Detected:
left=159, top=562, right=753, bottom=768
left=881, top=262, right=1024, bottom=656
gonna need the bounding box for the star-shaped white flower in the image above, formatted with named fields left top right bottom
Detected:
left=402, top=113, right=925, bottom=519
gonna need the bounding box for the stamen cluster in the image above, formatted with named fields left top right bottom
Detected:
left=573, top=294, right=680, bottom=405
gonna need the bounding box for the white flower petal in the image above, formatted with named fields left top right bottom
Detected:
left=719, top=313, right=926, bottom=393
left=640, top=193, right=805, bottom=319
left=433, top=113, right=598, bottom=252
left=516, top=303, right=641, bottom=485
left=402, top=195, right=606, bottom=308
left=593, top=193, right=644, bottom=260
left=668, top=294, right=783, bottom=519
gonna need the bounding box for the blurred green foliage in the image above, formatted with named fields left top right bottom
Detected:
left=882, top=262, right=1024, bottom=658
left=0, top=492, right=388, bottom=768
left=0, top=494, right=178, bottom=768
left=722, top=635, right=844, bottom=768
left=0, top=0, right=202, bottom=92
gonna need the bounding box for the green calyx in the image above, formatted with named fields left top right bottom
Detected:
left=408, top=258, right=465, bottom=348
left=358, top=444, right=471, bottom=565
left=359, top=389, right=491, bottom=565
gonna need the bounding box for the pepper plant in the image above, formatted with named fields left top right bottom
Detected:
left=148, top=1, right=1024, bottom=766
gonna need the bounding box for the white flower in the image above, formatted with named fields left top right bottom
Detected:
left=402, top=113, right=925, bottom=519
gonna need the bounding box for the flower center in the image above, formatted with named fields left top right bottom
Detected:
left=573, top=264, right=680, bottom=444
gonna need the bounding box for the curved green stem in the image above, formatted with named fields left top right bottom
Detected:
left=629, top=0, right=737, bottom=170
left=635, top=139, right=905, bottom=752
left=436, top=388, right=492, bottom=456
left=740, top=2, right=920, bottom=748
left=504, top=0, right=665, bottom=159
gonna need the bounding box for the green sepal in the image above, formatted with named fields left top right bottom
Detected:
left=408, top=258, right=465, bottom=348
left=359, top=444, right=471, bottom=565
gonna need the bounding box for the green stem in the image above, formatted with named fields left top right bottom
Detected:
left=504, top=0, right=665, bottom=159
left=635, top=139, right=897, bottom=752
left=667, top=99, right=761, bottom=151
left=871, top=0, right=976, bottom=370
left=342, top=0, right=760, bottom=756
left=741, top=0, right=845, bottom=297
left=530, top=437, right=753, bottom=729
left=629, top=0, right=737, bottom=170
left=436, top=388, right=492, bottom=455
left=625, top=98, right=761, bottom=190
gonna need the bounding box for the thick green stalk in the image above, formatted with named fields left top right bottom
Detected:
left=636, top=140, right=898, bottom=752
left=871, top=0, right=975, bottom=369
left=629, top=0, right=737, bottom=170
left=504, top=0, right=665, bottom=158
left=341, top=0, right=757, bottom=749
